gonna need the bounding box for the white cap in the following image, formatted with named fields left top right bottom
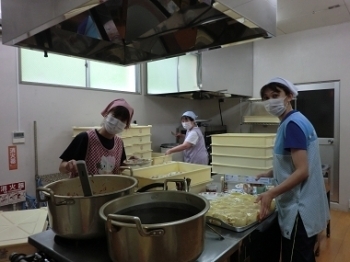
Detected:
left=268, top=77, right=298, bottom=97
left=182, top=111, right=198, bottom=120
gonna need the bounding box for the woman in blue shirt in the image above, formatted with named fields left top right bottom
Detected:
left=256, top=77, right=330, bottom=262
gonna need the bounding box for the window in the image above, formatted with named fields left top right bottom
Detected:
left=147, top=54, right=200, bottom=94
left=20, top=49, right=86, bottom=87
left=20, top=49, right=140, bottom=93
left=89, top=61, right=137, bottom=92
left=147, top=57, right=178, bottom=94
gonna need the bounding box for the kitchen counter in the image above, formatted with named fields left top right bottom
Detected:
left=27, top=212, right=278, bottom=262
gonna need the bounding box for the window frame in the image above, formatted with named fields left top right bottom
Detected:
left=19, top=49, right=142, bottom=94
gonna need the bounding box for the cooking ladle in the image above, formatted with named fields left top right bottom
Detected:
left=76, top=160, right=93, bottom=197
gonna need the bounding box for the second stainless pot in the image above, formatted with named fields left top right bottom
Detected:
left=37, top=175, right=138, bottom=239
left=99, top=190, right=210, bottom=262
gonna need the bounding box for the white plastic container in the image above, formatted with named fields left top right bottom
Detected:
left=211, top=133, right=276, bottom=147
left=211, top=144, right=273, bottom=157
left=132, top=142, right=152, bottom=153
left=131, top=135, right=151, bottom=144
left=243, top=115, right=279, bottom=124
left=124, top=145, right=134, bottom=156
left=211, top=163, right=272, bottom=176
left=120, top=136, right=133, bottom=146
left=189, top=179, right=213, bottom=194
left=152, top=152, right=172, bottom=165
left=211, top=154, right=273, bottom=167
left=121, top=125, right=152, bottom=137
left=133, top=150, right=152, bottom=159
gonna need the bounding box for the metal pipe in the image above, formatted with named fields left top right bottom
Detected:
left=34, top=121, right=38, bottom=179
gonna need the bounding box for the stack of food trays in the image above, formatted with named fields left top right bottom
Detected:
left=72, top=125, right=153, bottom=159
left=211, top=133, right=275, bottom=176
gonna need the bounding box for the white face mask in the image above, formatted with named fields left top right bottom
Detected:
left=182, top=122, right=192, bottom=130
left=104, top=114, right=126, bottom=135
left=263, top=97, right=287, bottom=117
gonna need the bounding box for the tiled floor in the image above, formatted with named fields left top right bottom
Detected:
left=316, top=210, right=350, bottom=262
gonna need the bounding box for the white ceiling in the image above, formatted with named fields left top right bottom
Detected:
left=277, top=0, right=350, bottom=35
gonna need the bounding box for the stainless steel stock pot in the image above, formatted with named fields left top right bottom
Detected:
left=99, top=185, right=210, bottom=262
left=37, top=175, right=138, bottom=239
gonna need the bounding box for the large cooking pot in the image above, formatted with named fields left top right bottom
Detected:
left=99, top=181, right=210, bottom=262
left=36, top=175, right=138, bottom=239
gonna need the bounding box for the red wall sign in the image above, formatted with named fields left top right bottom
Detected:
left=0, top=181, right=26, bottom=207
left=8, top=145, right=18, bottom=170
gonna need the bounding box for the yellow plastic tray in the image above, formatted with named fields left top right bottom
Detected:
left=243, top=115, right=279, bottom=124
left=127, top=162, right=211, bottom=188
left=211, top=163, right=272, bottom=176
left=132, top=142, right=152, bottom=153
left=211, top=154, right=273, bottom=167
left=211, top=144, right=273, bottom=157
left=133, top=150, right=152, bottom=159
left=152, top=152, right=172, bottom=165
left=211, top=133, right=276, bottom=147
left=121, top=125, right=152, bottom=137
left=131, top=135, right=151, bottom=144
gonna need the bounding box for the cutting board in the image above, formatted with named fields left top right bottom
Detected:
left=0, top=208, right=48, bottom=262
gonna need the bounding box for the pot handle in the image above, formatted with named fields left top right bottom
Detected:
left=121, top=166, right=134, bottom=177
left=164, top=179, right=188, bottom=192
left=136, top=183, right=165, bottom=193
left=36, top=187, right=54, bottom=203
left=107, top=214, right=165, bottom=237
left=36, top=187, right=75, bottom=206
left=136, top=178, right=188, bottom=193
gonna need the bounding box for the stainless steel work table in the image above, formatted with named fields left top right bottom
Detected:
left=28, top=212, right=277, bottom=262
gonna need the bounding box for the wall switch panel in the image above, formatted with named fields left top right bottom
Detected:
left=13, top=131, right=25, bottom=144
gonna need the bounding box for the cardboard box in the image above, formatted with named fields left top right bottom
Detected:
left=0, top=208, right=48, bottom=262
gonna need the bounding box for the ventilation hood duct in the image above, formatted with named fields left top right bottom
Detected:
left=1, top=0, right=276, bottom=66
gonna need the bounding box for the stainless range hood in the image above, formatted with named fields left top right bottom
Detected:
left=1, top=0, right=276, bottom=66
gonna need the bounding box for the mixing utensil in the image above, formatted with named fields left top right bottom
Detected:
left=76, top=160, right=93, bottom=197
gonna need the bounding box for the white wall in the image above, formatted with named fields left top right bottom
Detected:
left=199, top=98, right=242, bottom=133
left=3, top=21, right=350, bottom=211
left=253, top=22, right=350, bottom=211
left=0, top=43, right=205, bottom=199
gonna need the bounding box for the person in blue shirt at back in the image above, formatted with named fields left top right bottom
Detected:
left=256, top=77, right=330, bottom=262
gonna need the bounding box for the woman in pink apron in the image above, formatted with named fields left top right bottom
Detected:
left=59, top=99, right=134, bottom=177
